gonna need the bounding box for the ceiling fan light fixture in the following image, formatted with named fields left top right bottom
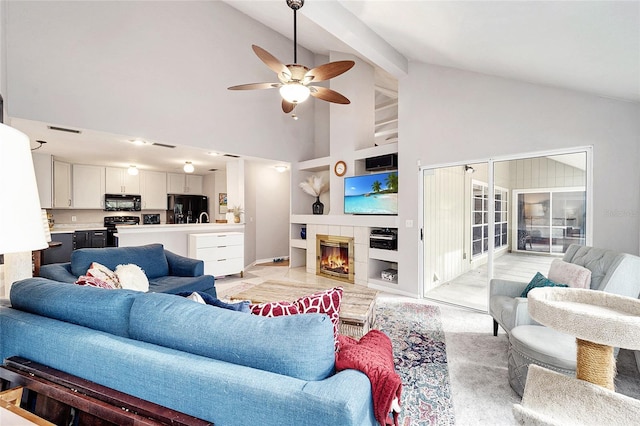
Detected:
left=183, top=161, right=195, bottom=173
left=279, top=83, right=310, bottom=104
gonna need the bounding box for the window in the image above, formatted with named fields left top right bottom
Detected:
left=472, top=182, right=508, bottom=257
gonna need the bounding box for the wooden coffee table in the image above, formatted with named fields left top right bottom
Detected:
left=230, top=280, right=378, bottom=339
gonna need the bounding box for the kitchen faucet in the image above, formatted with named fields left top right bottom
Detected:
left=199, top=212, right=210, bottom=224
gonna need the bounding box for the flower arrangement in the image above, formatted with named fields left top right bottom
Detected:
left=229, top=205, right=243, bottom=217
left=299, top=175, right=328, bottom=197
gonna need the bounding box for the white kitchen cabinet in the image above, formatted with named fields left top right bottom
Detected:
left=105, top=167, right=140, bottom=194
left=53, top=160, right=72, bottom=208
left=32, top=153, right=53, bottom=209
left=167, top=173, right=203, bottom=195
left=72, top=164, right=105, bottom=209
left=188, top=232, right=244, bottom=277
left=140, top=170, right=167, bottom=210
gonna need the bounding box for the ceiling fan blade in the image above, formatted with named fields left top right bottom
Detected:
left=304, top=60, right=355, bottom=83
left=309, top=86, right=351, bottom=104
left=227, top=82, right=280, bottom=90
left=282, top=99, right=296, bottom=113
left=252, top=45, right=290, bottom=78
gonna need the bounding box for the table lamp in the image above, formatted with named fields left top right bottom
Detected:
left=0, top=122, right=48, bottom=298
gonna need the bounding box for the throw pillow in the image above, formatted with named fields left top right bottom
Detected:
left=115, top=264, right=149, bottom=292
left=250, top=301, right=300, bottom=317
left=548, top=259, right=592, bottom=289
left=294, top=287, right=343, bottom=351
left=520, top=272, right=568, bottom=297
left=85, top=262, right=121, bottom=289
left=75, top=275, right=114, bottom=289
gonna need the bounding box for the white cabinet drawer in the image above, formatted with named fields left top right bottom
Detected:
left=197, top=245, right=243, bottom=261
left=195, top=233, right=243, bottom=247
left=204, top=258, right=244, bottom=276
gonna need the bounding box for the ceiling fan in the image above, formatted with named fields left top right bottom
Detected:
left=227, top=0, right=355, bottom=114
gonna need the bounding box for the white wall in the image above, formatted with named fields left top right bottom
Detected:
left=398, top=63, right=640, bottom=297
left=5, top=1, right=316, bottom=163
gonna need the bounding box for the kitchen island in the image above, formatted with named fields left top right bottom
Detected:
left=115, top=223, right=244, bottom=258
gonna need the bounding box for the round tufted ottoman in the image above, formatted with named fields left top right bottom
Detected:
left=507, top=325, right=576, bottom=396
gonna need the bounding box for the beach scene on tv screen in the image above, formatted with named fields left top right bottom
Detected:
left=344, top=172, right=398, bottom=214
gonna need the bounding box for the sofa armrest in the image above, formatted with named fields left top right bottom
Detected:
left=489, top=278, right=529, bottom=299
left=165, top=250, right=204, bottom=277
left=39, top=263, right=77, bottom=283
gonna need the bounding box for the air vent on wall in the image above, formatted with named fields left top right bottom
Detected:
left=224, top=154, right=240, bottom=158
left=208, top=168, right=218, bottom=172
left=151, top=142, right=176, bottom=149
left=48, top=125, right=81, bottom=134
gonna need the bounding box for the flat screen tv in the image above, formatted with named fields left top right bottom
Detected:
left=344, top=171, right=398, bottom=215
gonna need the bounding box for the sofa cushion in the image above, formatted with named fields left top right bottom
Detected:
left=520, top=272, right=569, bottom=297
left=548, top=259, right=591, bottom=289
left=149, top=275, right=214, bottom=295
left=10, top=278, right=138, bottom=338
left=128, top=293, right=336, bottom=381
left=71, top=244, right=169, bottom=279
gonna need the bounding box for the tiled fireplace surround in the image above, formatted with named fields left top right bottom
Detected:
left=304, top=225, right=370, bottom=287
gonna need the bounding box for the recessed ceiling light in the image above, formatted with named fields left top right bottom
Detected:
left=130, top=138, right=148, bottom=146
left=274, top=165, right=288, bottom=173
left=207, top=152, right=219, bottom=156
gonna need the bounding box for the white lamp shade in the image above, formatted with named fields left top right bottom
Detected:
left=0, top=123, right=48, bottom=254
left=183, top=162, right=195, bottom=173
left=279, top=83, right=310, bottom=104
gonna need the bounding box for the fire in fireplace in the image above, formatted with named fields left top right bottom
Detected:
left=316, top=235, right=354, bottom=283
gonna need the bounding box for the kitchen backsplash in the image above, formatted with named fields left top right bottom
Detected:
left=50, top=209, right=166, bottom=225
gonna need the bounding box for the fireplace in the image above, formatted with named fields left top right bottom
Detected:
left=316, top=234, right=354, bottom=283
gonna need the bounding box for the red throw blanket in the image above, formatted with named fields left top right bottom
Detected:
left=336, top=330, right=402, bottom=426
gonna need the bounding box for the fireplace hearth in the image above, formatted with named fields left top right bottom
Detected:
left=316, top=235, right=354, bottom=283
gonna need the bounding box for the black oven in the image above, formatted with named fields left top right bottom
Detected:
left=103, top=216, right=140, bottom=246
left=104, top=194, right=141, bottom=211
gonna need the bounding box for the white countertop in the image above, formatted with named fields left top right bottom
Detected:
left=115, top=223, right=244, bottom=234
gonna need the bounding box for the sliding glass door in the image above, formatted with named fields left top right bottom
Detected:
left=421, top=149, right=591, bottom=312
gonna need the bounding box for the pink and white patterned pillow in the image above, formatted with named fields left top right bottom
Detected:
left=86, top=262, right=122, bottom=289
left=75, top=275, right=114, bottom=289
left=294, top=287, right=343, bottom=350
left=250, top=301, right=300, bottom=317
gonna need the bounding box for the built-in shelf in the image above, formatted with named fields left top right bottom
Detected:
left=290, top=238, right=307, bottom=249
left=369, top=247, right=398, bottom=262
left=375, top=99, right=398, bottom=113
left=291, top=214, right=399, bottom=228
left=369, top=276, right=398, bottom=286
left=298, top=157, right=331, bottom=172
left=354, top=142, right=398, bottom=161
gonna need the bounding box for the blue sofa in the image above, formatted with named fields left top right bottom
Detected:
left=39, top=243, right=216, bottom=297
left=0, top=279, right=375, bottom=425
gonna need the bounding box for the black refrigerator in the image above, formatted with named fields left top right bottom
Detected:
left=166, top=194, right=209, bottom=224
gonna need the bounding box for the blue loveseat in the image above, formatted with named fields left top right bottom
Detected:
left=39, top=243, right=216, bottom=296
left=0, top=278, right=375, bottom=425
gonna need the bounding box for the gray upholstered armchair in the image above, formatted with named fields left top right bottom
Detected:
left=489, top=244, right=640, bottom=337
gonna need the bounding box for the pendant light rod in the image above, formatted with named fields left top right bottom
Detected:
left=293, top=8, right=297, bottom=63
left=286, top=0, right=304, bottom=64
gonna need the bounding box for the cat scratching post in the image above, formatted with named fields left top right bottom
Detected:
left=528, top=287, right=640, bottom=389
left=512, top=288, right=640, bottom=425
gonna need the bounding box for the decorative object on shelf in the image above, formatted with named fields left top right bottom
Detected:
left=227, top=0, right=354, bottom=114
left=299, top=175, right=328, bottom=215
left=334, top=160, right=347, bottom=177
left=229, top=205, right=243, bottom=223
left=300, top=227, right=306, bottom=240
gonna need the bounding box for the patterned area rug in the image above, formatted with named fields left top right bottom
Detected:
left=376, top=300, right=455, bottom=426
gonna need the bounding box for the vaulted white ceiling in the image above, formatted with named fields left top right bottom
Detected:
left=226, top=0, right=640, bottom=102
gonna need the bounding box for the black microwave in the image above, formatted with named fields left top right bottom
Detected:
left=104, top=194, right=141, bottom=211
